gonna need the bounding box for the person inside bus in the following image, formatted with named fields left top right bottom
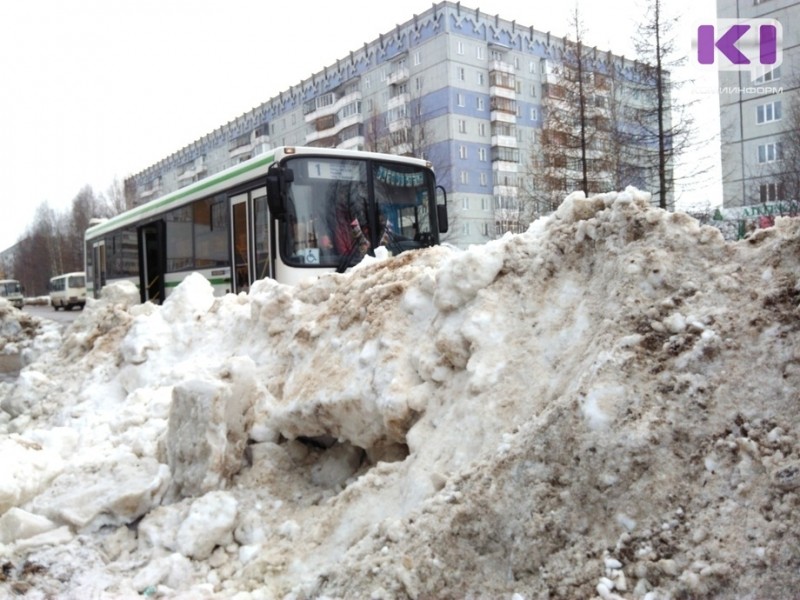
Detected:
left=327, top=181, right=371, bottom=260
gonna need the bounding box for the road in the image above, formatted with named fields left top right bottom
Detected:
left=21, top=302, right=84, bottom=326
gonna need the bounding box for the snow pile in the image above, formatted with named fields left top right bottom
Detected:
left=1, top=188, right=800, bottom=599
left=0, top=300, right=60, bottom=368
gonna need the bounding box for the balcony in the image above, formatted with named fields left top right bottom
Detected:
left=177, top=159, right=207, bottom=183
left=387, top=67, right=410, bottom=86
left=390, top=142, right=413, bottom=156
left=387, top=92, right=410, bottom=110
left=138, top=185, right=161, bottom=201
left=305, top=111, right=364, bottom=144
left=493, top=185, right=519, bottom=198
left=388, top=117, right=411, bottom=133
left=490, top=111, right=516, bottom=124
left=305, top=91, right=362, bottom=124
left=490, top=60, right=514, bottom=74
left=491, top=135, right=518, bottom=149
left=229, top=141, right=252, bottom=160
left=492, top=161, right=519, bottom=173
left=337, top=136, right=365, bottom=151
left=543, top=71, right=560, bottom=85
left=489, top=85, right=516, bottom=101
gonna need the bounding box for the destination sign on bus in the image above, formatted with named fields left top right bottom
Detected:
left=305, top=160, right=361, bottom=181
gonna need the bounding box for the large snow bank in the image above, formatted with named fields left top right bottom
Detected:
left=1, top=188, right=799, bottom=599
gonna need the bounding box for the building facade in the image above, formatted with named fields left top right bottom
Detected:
left=126, top=1, right=669, bottom=247
left=717, top=0, right=800, bottom=210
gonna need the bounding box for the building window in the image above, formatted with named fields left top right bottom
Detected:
left=460, top=171, right=470, bottom=185
left=753, top=65, right=780, bottom=83
left=529, top=61, right=537, bottom=74
left=530, top=84, right=537, bottom=97
left=458, top=119, right=467, bottom=133
left=477, top=46, right=485, bottom=60
left=479, top=148, right=487, bottom=161
left=477, top=72, right=485, bottom=86
left=477, top=97, right=485, bottom=111
left=478, top=123, right=487, bottom=136
left=457, top=93, right=465, bottom=107
left=461, top=197, right=470, bottom=210
left=480, top=173, right=488, bottom=186
left=462, top=222, right=471, bottom=235
left=457, top=67, right=466, bottom=81
left=760, top=182, right=784, bottom=202
left=756, top=101, right=782, bottom=124
left=758, top=142, right=783, bottom=163
left=459, top=145, right=468, bottom=159
left=514, top=57, right=520, bottom=70
left=481, top=196, right=490, bottom=209
left=530, top=108, right=538, bottom=121
left=457, top=41, right=465, bottom=55
left=413, top=52, right=421, bottom=66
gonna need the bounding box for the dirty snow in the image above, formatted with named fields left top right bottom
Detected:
left=1, top=188, right=799, bottom=599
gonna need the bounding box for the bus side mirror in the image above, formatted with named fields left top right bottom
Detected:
left=436, top=185, right=448, bottom=233
left=266, top=165, right=294, bottom=217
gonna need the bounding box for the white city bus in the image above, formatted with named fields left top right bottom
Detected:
left=0, top=279, right=24, bottom=309
left=49, top=272, right=87, bottom=311
left=85, top=146, right=447, bottom=302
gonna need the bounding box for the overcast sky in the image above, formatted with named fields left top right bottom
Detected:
left=0, top=0, right=719, bottom=252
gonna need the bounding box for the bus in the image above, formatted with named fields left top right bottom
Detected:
left=49, top=272, right=87, bottom=311
left=0, top=279, right=24, bottom=309
left=85, top=146, right=448, bottom=302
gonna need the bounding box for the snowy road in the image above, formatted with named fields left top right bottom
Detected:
left=21, top=302, right=83, bottom=325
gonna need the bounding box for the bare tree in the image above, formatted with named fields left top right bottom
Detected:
left=527, top=8, right=633, bottom=216
left=12, top=203, right=59, bottom=296
left=9, top=185, right=113, bottom=295
left=632, top=0, right=702, bottom=209
left=104, top=177, right=131, bottom=215
left=66, top=186, right=110, bottom=272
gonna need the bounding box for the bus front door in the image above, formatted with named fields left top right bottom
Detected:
left=139, top=221, right=166, bottom=303
left=231, top=193, right=252, bottom=294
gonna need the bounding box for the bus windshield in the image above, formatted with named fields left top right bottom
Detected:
left=1, top=280, right=21, bottom=296
left=281, top=156, right=436, bottom=270
left=68, top=275, right=86, bottom=288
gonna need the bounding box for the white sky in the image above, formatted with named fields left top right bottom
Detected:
left=0, top=0, right=719, bottom=252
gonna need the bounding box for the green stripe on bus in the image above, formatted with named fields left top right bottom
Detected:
left=164, top=277, right=231, bottom=288
left=87, top=153, right=275, bottom=238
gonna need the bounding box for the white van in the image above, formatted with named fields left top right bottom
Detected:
left=49, top=272, right=87, bottom=311
left=0, top=279, right=24, bottom=309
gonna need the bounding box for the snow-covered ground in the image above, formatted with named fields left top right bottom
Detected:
left=1, top=188, right=799, bottom=599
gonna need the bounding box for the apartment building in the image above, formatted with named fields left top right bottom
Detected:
left=126, top=1, right=669, bottom=247
left=717, top=0, right=800, bottom=210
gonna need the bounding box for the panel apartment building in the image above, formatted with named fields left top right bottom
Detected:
left=717, top=0, right=799, bottom=212
left=126, top=1, right=669, bottom=247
